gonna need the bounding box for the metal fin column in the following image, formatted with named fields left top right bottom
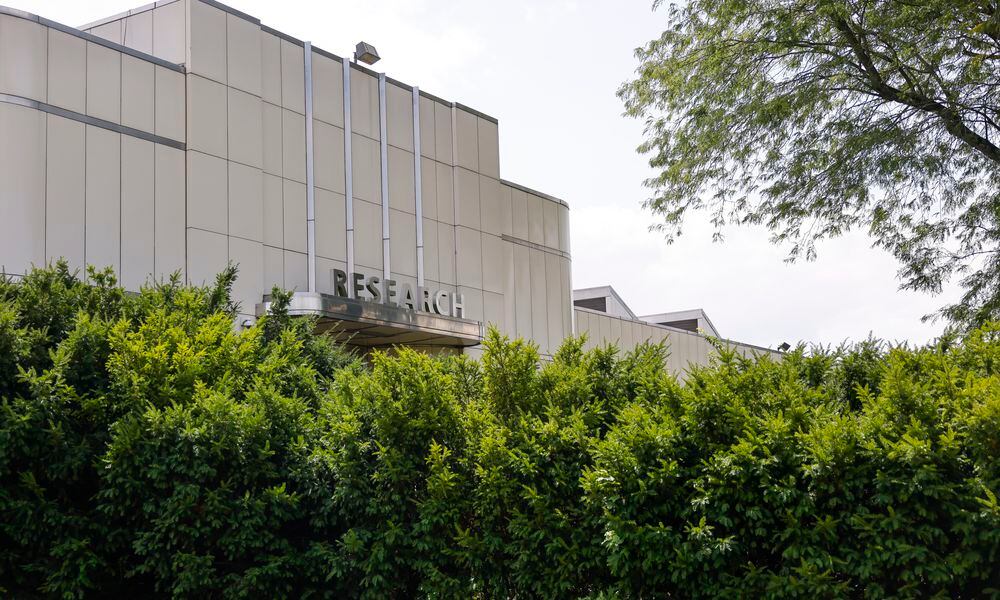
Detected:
left=378, top=73, right=390, bottom=279
left=343, top=59, right=355, bottom=275
left=304, top=42, right=316, bottom=292
left=413, top=87, right=424, bottom=286
left=450, top=105, right=460, bottom=285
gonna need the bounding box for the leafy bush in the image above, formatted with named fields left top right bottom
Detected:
left=1, top=263, right=998, bottom=598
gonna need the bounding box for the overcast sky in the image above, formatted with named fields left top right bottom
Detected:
left=16, top=0, right=963, bottom=349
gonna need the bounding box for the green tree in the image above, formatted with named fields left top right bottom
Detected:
left=2, top=263, right=999, bottom=597
left=620, top=0, right=1000, bottom=327
left=0, top=263, right=358, bottom=597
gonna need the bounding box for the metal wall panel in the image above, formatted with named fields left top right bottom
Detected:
left=121, top=136, right=155, bottom=290
left=45, top=115, right=86, bottom=270
left=85, top=125, right=121, bottom=275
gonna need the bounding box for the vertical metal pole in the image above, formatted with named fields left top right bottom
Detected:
left=304, top=42, right=316, bottom=292
left=413, top=87, right=424, bottom=287
left=451, top=105, right=460, bottom=285
left=378, top=73, right=390, bottom=280
left=342, top=59, right=355, bottom=275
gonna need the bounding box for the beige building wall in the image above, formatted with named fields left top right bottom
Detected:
left=0, top=8, right=186, bottom=291
left=0, top=1, right=780, bottom=370
left=4, top=1, right=573, bottom=357
left=574, top=307, right=780, bottom=376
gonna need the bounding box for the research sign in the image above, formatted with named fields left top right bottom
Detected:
left=331, top=269, right=465, bottom=318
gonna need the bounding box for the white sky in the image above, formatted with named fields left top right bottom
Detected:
left=14, top=0, right=963, bottom=348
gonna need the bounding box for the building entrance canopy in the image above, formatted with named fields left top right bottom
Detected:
left=256, top=292, right=483, bottom=348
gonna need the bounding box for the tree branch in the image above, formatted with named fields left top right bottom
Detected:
left=832, top=15, right=1000, bottom=165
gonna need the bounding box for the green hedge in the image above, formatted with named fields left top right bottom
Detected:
left=1, top=263, right=998, bottom=598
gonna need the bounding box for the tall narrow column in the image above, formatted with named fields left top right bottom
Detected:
left=342, top=59, right=355, bottom=275
left=378, top=73, right=390, bottom=280
left=450, top=105, right=460, bottom=285
left=304, top=42, right=316, bottom=293
left=413, top=87, right=424, bottom=287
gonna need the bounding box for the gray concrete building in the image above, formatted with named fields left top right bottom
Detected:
left=0, top=0, right=777, bottom=370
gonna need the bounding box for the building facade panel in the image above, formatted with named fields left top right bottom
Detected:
left=422, top=219, right=440, bottom=282
left=88, top=20, right=121, bottom=45
left=315, top=188, right=347, bottom=261
left=349, top=67, right=379, bottom=140
left=152, top=1, right=185, bottom=64
left=155, top=66, right=186, bottom=142
left=281, top=109, right=307, bottom=183
left=121, top=136, right=155, bottom=290
left=526, top=191, right=544, bottom=245
left=561, top=257, right=573, bottom=335
left=260, top=31, right=282, bottom=105
left=230, top=236, right=264, bottom=314
left=543, top=198, right=560, bottom=250
left=283, top=250, right=307, bottom=291
left=351, top=132, right=381, bottom=203
left=124, top=9, right=153, bottom=55
left=86, top=42, right=122, bottom=123
left=282, top=179, right=307, bottom=253
left=512, top=243, right=531, bottom=340
left=0, top=103, right=45, bottom=275
left=455, top=226, right=483, bottom=290
left=353, top=198, right=383, bottom=271
left=0, top=1, right=775, bottom=366
left=187, top=74, right=228, bottom=158
left=262, top=173, right=283, bottom=247
left=385, top=82, right=413, bottom=152
left=479, top=175, right=507, bottom=236
left=228, top=161, right=264, bottom=242
left=188, top=227, right=228, bottom=285
left=573, top=308, right=781, bottom=375
left=188, top=0, right=228, bottom=84
left=454, top=108, right=478, bottom=172
left=45, top=115, right=86, bottom=271
left=227, top=12, right=261, bottom=96
left=313, top=120, right=345, bottom=193
left=389, top=209, right=417, bottom=277
left=418, top=95, right=435, bottom=160
left=228, top=87, right=264, bottom=168
left=122, top=55, right=155, bottom=132
left=46, top=28, right=86, bottom=112
left=509, top=185, right=529, bottom=239
left=261, top=102, right=282, bottom=175
left=187, top=150, right=228, bottom=234
left=311, top=51, right=343, bottom=127
left=483, top=290, right=505, bottom=332
left=154, top=144, right=186, bottom=279
left=279, top=40, right=305, bottom=113
left=477, top=117, right=500, bottom=179
left=419, top=157, right=437, bottom=221
left=0, top=14, right=46, bottom=100
left=433, top=101, right=453, bottom=165
left=435, top=161, right=455, bottom=225
left=263, top=244, right=283, bottom=290
left=528, top=248, right=549, bottom=351
left=454, top=167, right=480, bottom=230
left=437, top=223, right=456, bottom=286
left=85, top=125, right=122, bottom=277
left=545, top=252, right=565, bottom=346
left=387, top=145, right=415, bottom=213
left=502, top=240, right=517, bottom=334
left=458, top=285, right=484, bottom=324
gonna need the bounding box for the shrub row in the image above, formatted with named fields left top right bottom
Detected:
left=1, top=264, right=998, bottom=598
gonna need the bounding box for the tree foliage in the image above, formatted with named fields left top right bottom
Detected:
left=620, top=0, right=1000, bottom=327
left=2, top=263, right=999, bottom=597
